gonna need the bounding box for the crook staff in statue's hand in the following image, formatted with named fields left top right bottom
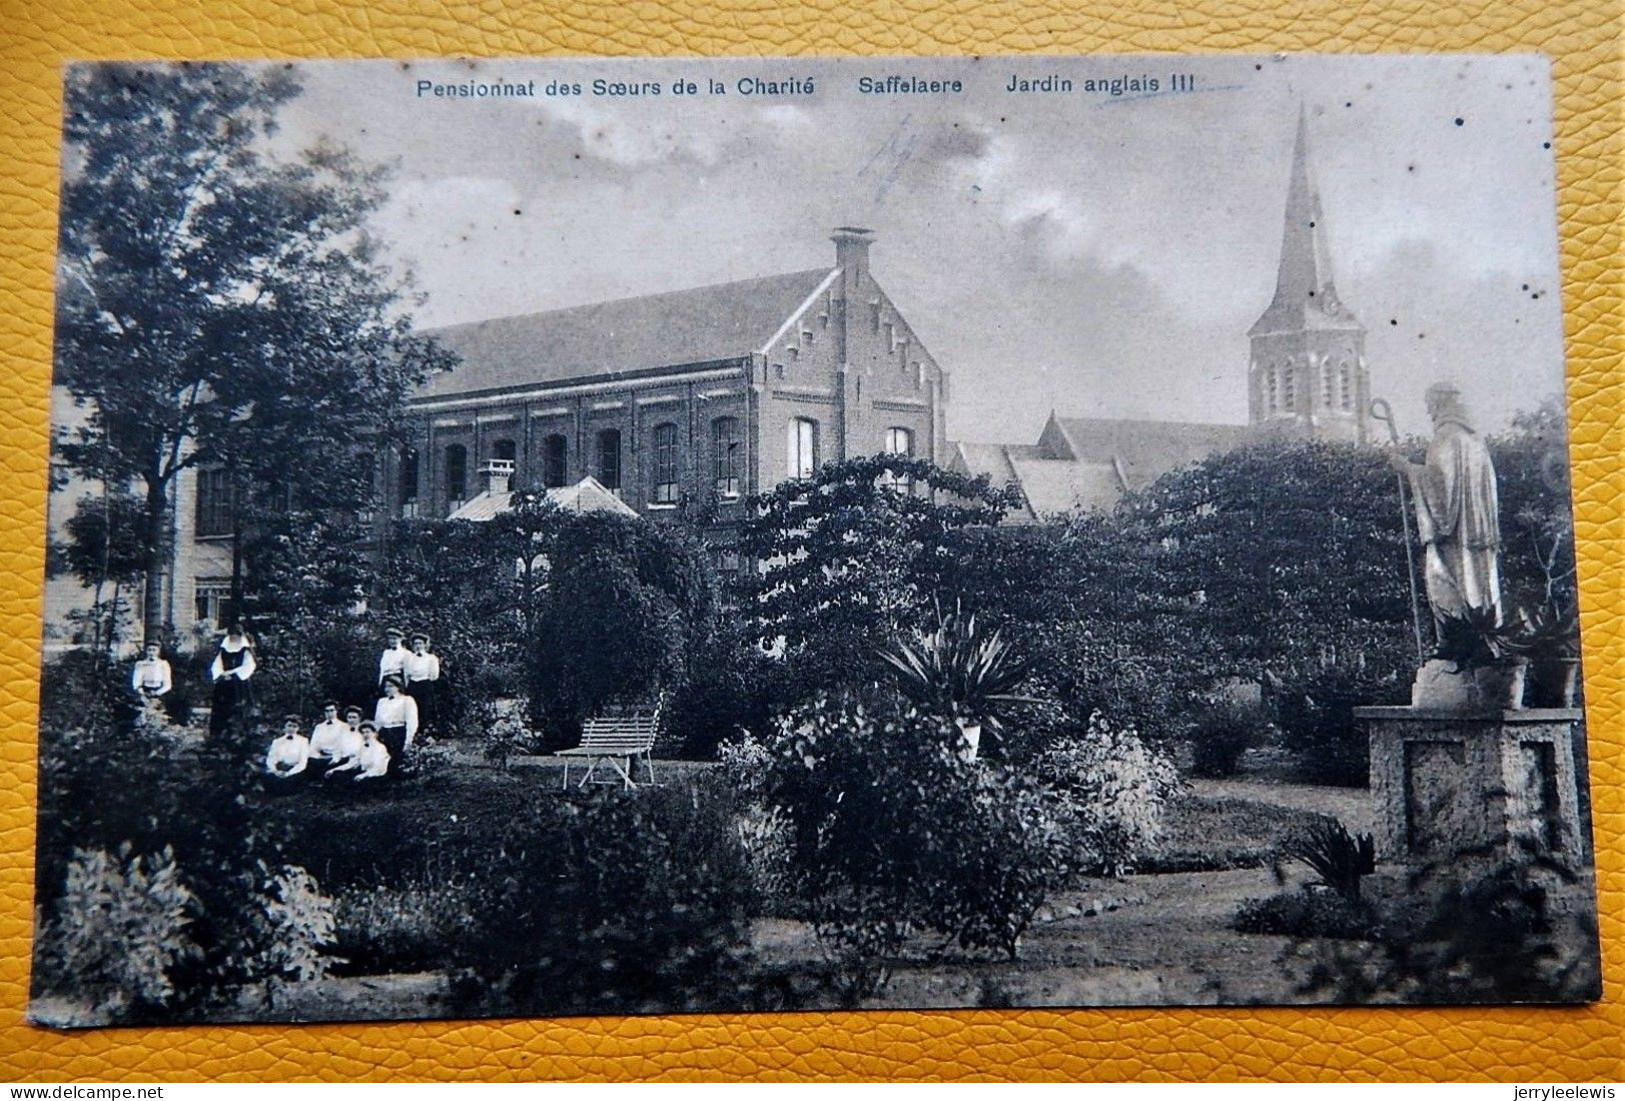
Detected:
left=1370, top=398, right=1427, bottom=665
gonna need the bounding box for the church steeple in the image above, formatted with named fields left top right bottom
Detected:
left=1247, top=109, right=1369, bottom=443
left=1250, top=108, right=1362, bottom=337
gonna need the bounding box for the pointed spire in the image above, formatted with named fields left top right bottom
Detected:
left=1250, top=108, right=1362, bottom=335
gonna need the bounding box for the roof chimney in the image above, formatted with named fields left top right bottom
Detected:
left=478, top=458, right=514, bottom=497
left=831, top=226, right=875, bottom=283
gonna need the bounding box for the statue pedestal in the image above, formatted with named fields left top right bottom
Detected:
left=1355, top=706, right=1585, bottom=864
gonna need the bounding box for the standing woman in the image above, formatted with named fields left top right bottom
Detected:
left=208, top=622, right=257, bottom=739
left=373, top=675, right=418, bottom=774
left=403, top=632, right=441, bottom=736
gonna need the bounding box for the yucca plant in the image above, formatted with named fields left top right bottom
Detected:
left=876, top=600, right=1041, bottom=758
left=1285, top=816, right=1377, bottom=902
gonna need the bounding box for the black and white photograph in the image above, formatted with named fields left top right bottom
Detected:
left=32, top=54, right=1600, bottom=1027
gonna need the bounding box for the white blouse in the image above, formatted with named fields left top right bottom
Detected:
left=354, top=738, right=391, bottom=779
left=265, top=733, right=309, bottom=777
left=373, top=694, right=420, bottom=747
left=309, top=719, right=362, bottom=763
left=403, top=651, right=440, bottom=683
left=378, top=645, right=408, bottom=685
left=131, top=658, right=172, bottom=695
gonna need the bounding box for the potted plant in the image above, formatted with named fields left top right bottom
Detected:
left=1504, top=601, right=1582, bottom=708
left=1432, top=607, right=1527, bottom=710
left=876, top=601, right=1039, bottom=761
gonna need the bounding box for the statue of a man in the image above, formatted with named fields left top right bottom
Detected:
left=1390, top=381, right=1503, bottom=638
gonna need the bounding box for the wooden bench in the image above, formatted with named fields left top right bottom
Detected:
left=556, top=702, right=661, bottom=790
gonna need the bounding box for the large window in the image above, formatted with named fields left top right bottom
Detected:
left=445, top=444, right=468, bottom=503
left=712, top=416, right=741, bottom=497
left=195, top=467, right=236, bottom=538
left=787, top=417, right=819, bottom=480
left=193, top=579, right=232, bottom=627
left=652, top=423, right=680, bottom=504
left=542, top=434, right=568, bottom=488
left=881, top=426, right=915, bottom=489
left=398, top=447, right=419, bottom=506
left=596, top=429, right=622, bottom=491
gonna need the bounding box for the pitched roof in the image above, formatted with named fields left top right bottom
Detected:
left=954, top=415, right=1254, bottom=520
left=1052, top=417, right=1253, bottom=491
left=1009, top=457, right=1126, bottom=517
left=416, top=268, right=837, bottom=401
left=949, top=442, right=1047, bottom=522
left=447, top=476, right=640, bottom=522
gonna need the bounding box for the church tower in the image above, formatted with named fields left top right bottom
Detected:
left=1248, top=111, right=1369, bottom=443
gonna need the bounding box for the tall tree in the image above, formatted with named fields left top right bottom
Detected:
left=52, top=62, right=454, bottom=637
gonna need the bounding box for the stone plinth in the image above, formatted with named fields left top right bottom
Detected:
left=1355, top=707, right=1585, bottom=864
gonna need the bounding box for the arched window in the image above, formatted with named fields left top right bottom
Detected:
left=787, top=417, right=819, bottom=480
left=1339, top=362, right=1353, bottom=410
left=711, top=416, right=741, bottom=497
left=1265, top=366, right=1279, bottom=413
left=1281, top=362, right=1296, bottom=412
left=542, top=434, right=568, bottom=488
left=596, top=429, right=622, bottom=492
left=882, top=426, right=915, bottom=490
left=1321, top=359, right=1335, bottom=407
left=445, top=444, right=467, bottom=503
left=398, top=447, right=419, bottom=506
left=652, top=423, right=680, bottom=504
left=492, top=438, right=516, bottom=463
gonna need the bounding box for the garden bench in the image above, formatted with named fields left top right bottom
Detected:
left=556, top=702, right=662, bottom=790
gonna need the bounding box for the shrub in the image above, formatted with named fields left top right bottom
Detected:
left=756, top=695, right=1070, bottom=995
left=333, top=868, right=485, bottom=976
left=666, top=624, right=779, bottom=760
left=37, top=651, right=133, bottom=740
left=35, top=846, right=199, bottom=1021
left=394, top=734, right=456, bottom=782
left=718, top=733, right=795, bottom=911
left=1270, top=657, right=1404, bottom=786
left=1188, top=700, right=1261, bottom=778
left=1031, top=712, right=1184, bottom=876
left=34, top=713, right=344, bottom=1016
left=450, top=779, right=759, bottom=1016
left=1233, top=890, right=1375, bottom=940
left=240, top=864, right=339, bottom=996
left=1299, top=853, right=1602, bottom=1004
left=478, top=698, right=538, bottom=771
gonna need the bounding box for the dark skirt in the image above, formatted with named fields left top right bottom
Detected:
left=209, top=677, right=254, bottom=739
left=377, top=725, right=408, bottom=771
left=404, top=679, right=439, bottom=733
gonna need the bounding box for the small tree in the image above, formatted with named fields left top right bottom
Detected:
left=529, top=513, right=717, bottom=742
left=50, top=490, right=148, bottom=654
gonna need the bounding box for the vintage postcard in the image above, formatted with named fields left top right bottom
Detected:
left=32, top=54, right=1598, bottom=1027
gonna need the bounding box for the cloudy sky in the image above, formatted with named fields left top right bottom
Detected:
left=273, top=55, right=1564, bottom=444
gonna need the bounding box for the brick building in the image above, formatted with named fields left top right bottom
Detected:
left=382, top=227, right=949, bottom=548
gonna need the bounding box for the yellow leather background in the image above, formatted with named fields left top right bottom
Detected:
left=0, top=0, right=1618, bottom=1082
